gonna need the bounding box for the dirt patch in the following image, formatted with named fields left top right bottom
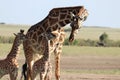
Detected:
left=59, top=55, right=120, bottom=80
left=1, top=54, right=120, bottom=80
left=61, top=56, right=120, bottom=70
left=61, top=73, right=120, bottom=80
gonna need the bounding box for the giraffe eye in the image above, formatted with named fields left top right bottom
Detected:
left=72, top=16, right=77, bottom=21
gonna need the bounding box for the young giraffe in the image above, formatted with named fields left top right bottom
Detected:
left=23, top=6, right=88, bottom=80
left=0, top=30, right=25, bottom=80
left=31, top=32, right=55, bottom=80
left=21, top=32, right=55, bottom=80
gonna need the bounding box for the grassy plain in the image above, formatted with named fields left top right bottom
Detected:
left=0, top=44, right=120, bottom=80
left=0, top=24, right=29, bottom=36
left=78, top=27, right=120, bottom=41
left=0, top=24, right=120, bottom=80
left=0, top=24, right=120, bottom=41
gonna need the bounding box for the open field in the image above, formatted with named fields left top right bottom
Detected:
left=0, top=24, right=120, bottom=41
left=0, top=24, right=120, bottom=80
left=0, top=43, right=120, bottom=80
left=0, top=24, right=29, bottom=36
left=78, top=27, right=120, bottom=41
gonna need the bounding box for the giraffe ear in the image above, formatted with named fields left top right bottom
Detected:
left=13, top=33, right=17, bottom=36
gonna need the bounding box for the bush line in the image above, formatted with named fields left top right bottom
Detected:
left=64, top=38, right=120, bottom=47
left=0, top=36, right=120, bottom=47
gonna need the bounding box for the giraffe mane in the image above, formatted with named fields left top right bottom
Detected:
left=49, top=6, right=84, bottom=16
left=50, top=6, right=84, bottom=11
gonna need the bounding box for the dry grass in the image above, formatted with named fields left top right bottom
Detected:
left=0, top=24, right=29, bottom=37
left=0, top=24, right=120, bottom=80
left=1, top=24, right=120, bottom=41
left=66, top=27, right=120, bottom=41
left=0, top=44, right=120, bottom=80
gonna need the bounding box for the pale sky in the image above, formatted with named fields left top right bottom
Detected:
left=0, top=0, right=120, bottom=28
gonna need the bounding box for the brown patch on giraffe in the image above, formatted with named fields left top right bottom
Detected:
left=32, top=33, right=37, bottom=41
left=60, top=14, right=66, bottom=20
left=49, top=10, right=59, bottom=17
left=52, top=24, right=59, bottom=31
left=66, top=15, right=71, bottom=19
left=59, top=21, right=65, bottom=26
left=42, top=19, right=49, bottom=29
left=49, top=17, right=58, bottom=26
left=38, top=36, right=43, bottom=44
left=60, top=9, right=68, bottom=13
left=65, top=20, right=70, bottom=24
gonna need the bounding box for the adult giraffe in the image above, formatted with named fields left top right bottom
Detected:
left=23, top=6, right=88, bottom=80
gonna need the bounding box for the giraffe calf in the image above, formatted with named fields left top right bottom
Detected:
left=32, top=59, right=52, bottom=80
left=0, top=30, right=25, bottom=80
left=20, top=60, right=52, bottom=80
left=21, top=33, right=54, bottom=80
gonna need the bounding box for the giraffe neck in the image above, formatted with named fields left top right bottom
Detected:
left=28, top=7, right=80, bottom=33
left=47, top=14, right=71, bottom=31
left=7, top=37, right=21, bottom=59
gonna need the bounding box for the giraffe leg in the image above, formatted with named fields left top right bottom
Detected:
left=26, top=60, right=34, bottom=80
left=10, top=69, right=18, bottom=80
left=32, top=72, right=37, bottom=80
left=40, top=72, right=46, bottom=80
left=23, top=44, right=35, bottom=80
left=26, top=67, right=31, bottom=80
left=39, top=64, right=49, bottom=80
left=32, top=67, right=37, bottom=80
left=45, top=62, right=52, bottom=80
left=10, top=74, right=14, bottom=80
left=54, top=52, right=60, bottom=80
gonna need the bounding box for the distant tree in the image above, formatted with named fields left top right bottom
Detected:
left=99, top=32, right=108, bottom=43
left=0, top=22, right=5, bottom=24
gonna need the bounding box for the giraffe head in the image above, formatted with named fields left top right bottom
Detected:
left=48, top=6, right=88, bottom=42
left=69, top=6, right=88, bottom=42
left=14, top=29, right=26, bottom=44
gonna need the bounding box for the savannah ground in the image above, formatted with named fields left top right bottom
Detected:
left=0, top=24, right=120, bottom=80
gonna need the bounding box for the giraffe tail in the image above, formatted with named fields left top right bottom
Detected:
left=20, top=62, right=27, bottom=80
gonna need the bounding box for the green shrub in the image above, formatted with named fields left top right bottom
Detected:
left=105, top=40, right=120, bottom=47
left=64, top=38, right=120, bottom=47
left=63, top=38, right=79, bottom=46
left=79, top=39, right=97, bottom=46
left=116, top=41, right=120, bottom=47
left=64, top=38, right=97, bottom=46
left=1, top=35, right=120, bottom=47
left=99, top=32, right=108, bottom=43
left=64, top=38, right=69, bottom=45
